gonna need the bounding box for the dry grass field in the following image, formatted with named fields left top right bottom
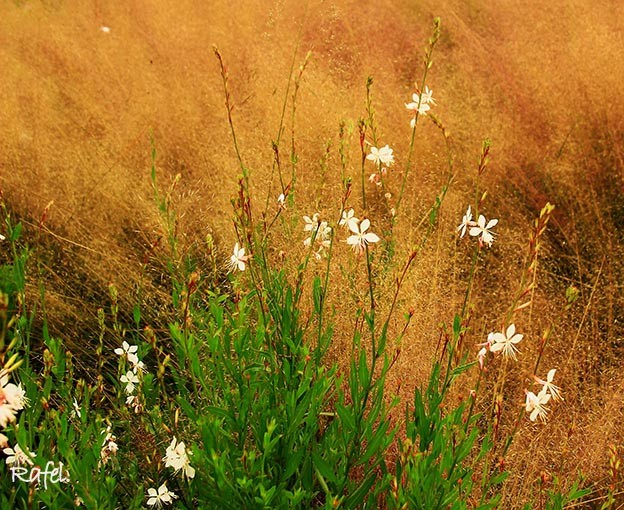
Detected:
left=1, top=0, right=623, bottom=507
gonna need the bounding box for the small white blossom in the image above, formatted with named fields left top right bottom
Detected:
left=469, top=214, right=498, bottom=247
left=457, top=205, right=474, bottom=238
left=525, top=387, right=551, bottom=422
left=164, top=436, right=195, bottom=479
left=120, top=370, right=139, bottom=395
left=99, top=426, right=119, bottom=465
left=4, top=444, right=36, bottom=467
left=228, top=242, right=249, bottom=272
left=303, top=213, right=320, bottom=232
left=366, top=145, right=395, bottom=167
left=303, top=215, right=332, bottom=259
left=339, top=209, right=359, bottom=232
left=0, top=373, right=28, bottom=427
left=346, top=218, right=380, bottom=255
left=147, top=483, right=177, bottom=508
left=534, top=369, right=563, bottom=402
left=71, top=398, right=82, bottom=419
left=406, top=92, right=432, bottom=118
left=489, top=324, right=523, bottom=360
left=114, top=341, right=139, bottom=365
left=420, top=86, right=436, bottom=105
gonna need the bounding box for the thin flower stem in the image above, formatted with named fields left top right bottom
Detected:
left=395, top=18, right=441, bottom=217
left=359, top=119, right=368, bottom=211
left=213, top=47, right=247, bottom=182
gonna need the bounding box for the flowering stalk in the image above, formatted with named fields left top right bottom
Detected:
left=213, top=46, right=247, bottom=182
left=395, top=17, right=441, bottom=217
left=505, top=202, right=555, bottom=325
left=358, top=119, right=368, bottom=211
left=290, top=50, right=312, bottom=191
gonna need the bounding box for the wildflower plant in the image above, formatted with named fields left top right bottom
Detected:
left=0, top=17, right=595, bottom=510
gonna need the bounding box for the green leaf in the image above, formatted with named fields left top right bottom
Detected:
left=312, top=451, right=338, bottom=485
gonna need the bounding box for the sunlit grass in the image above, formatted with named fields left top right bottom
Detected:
left=1, top=1, right=623, bottom=507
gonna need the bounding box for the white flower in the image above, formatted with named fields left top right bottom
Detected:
left=164, top=436, right=195, bottom=479
left=99, top=427, right=118, bottom=465
left=0, top=373, right=28, bottom=411
left=525, top=387, right=551, bottom=422
left=147, top=483, right=177, bottom=508
left=0, top=234, right=5, bottom=241
left=132, top=359, right=146, bottom=373
left=114, top=341, right=139, bottom=365
left=346, top=218, right=380, bottom=255
left=339, top=209, right=359, bottom=232
left=469, top=214, right=498, bottom=247
left=0, top=374, right=29, bottom=427
left=4, top=444, right=36, bottom=467
left=120, top=370, right=139, bottom=395
left=277, top=193, right=286, bottom=209
left=534, top=369, right=563, bottom=402
left=477, top=347, right=488, bottom=370
left=489, top=324, right=523, bottom=360
left=366, top=145, right=395, bottom=167
left=303, top=215, right=332, bottom=258
left=228, top=242, right=249, bottom=272
left=71, top=398, right=82, bottom=419
left=420, top=86, right=436, bottom=105
left=303, top=213, right=320, bottom=232
left=457, top=205, right=474, bottom=238
left=406, top=93, right=432, bottom=117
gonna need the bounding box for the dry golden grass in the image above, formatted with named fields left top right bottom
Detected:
left=1, top=0, right=623, bottom=506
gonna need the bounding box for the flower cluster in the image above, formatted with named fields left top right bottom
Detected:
left=303, top=213, right=332, bottom=260
left=457, top=205, right=498, bottom=247
left=406, top=85, right=436, bottom=127
left=100, top=425, right=119, bottom=466
left=0, top=370, right=28, bottom=429
left=478, top=324, right=563, bottom=422
left=366, top=145, right=394, bottom=186
left=163, top=436, right=195, bottom=479
left=145, top=436, right=194, bottom=507
left=115, top=341, right=145, bottom=413
left=524, top=369, right=563, bottom=422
